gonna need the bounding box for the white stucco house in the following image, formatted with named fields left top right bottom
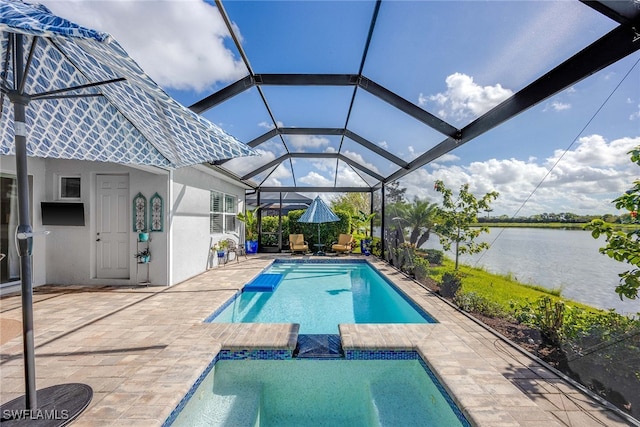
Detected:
left=0, top=156, right=250, bottom=295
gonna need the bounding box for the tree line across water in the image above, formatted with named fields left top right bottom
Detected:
left=478, top=212, right=635, bottom=224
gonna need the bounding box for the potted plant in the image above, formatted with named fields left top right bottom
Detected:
left=353, top=211, right=376, bottom=255
left=237, top=208, right=259, bottom=254
left=137, top=229, right=149, bottom=242
left=212, top=240, right=228, bottom=257
left=134, top=248, right=151, bottom=263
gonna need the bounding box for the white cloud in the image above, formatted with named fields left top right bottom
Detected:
left=299, top=172, right=332, bottom=187
left=342, top=150, right=380, bottom=175
left=336, top=164, right=371, bottom=187
left=422, top=73, right=513, bottom=123
left=258, top=121, right=284, bottom=130
left=547, top=135, right=637, bottom=168
left=287, top=135, right=330, bottom=150
left=398, top=135, right=640, bottom=216
left=433, top=153, right=460, bottom=163
left=222, top=148, right=276, bottom=177
left=261, top=163, right=292, bottom=187
left=544, top=101, right=571, bottom=112
left=42, top=0, right=246, bottom=91
left=310, top=157, right=334, bottom=173
left=630, top=105, right=640, bottom=121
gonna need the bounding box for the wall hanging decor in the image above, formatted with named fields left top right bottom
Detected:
left=132, top=192, right=147, bottom=232
left=150, top=192, right=164, bottom=232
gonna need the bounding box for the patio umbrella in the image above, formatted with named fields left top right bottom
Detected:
left=0, top=0, right=254, bottom=419
left=298, top=196, right=339, bottom=255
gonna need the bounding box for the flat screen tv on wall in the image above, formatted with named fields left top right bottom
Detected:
left=41, top=202, right=85, bottom=226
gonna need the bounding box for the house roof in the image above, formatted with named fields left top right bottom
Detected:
left=246, top=191, right=313, bottom=205
left=246, top=191, right=312, bottom=211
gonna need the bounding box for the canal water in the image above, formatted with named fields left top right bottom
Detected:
left=423, top=227, right=640, bottom=315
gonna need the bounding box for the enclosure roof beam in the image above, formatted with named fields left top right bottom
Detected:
left=246, top=127, right=408, bottom=168
left=240, top=151, right=384, bottom=183
left=344, top=129, right=408, bottom=168
left=241, top=154, right=287, bottom=180
left=188, top=75, right=254, bottom=113
left=357, top=76, right=460, bottom=139
left=258, top=186, right=373, bottom=193
left=291, top=152, right=384, bottom=182
left=279, top=127, right=344, bottom=136
left=257, top=73, right=359, bottom=86
left=247, top=128, right=279, bottom=148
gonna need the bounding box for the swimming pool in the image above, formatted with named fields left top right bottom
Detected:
left=165, top=352, right=470, bottom=427
left=206, top=260, right=435, bottom=334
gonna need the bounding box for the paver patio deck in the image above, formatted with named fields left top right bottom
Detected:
left=1, top=254, right=635, bottom=426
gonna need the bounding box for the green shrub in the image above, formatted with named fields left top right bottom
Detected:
left=413, top=257, right=430, bottom=281
left=512, top=296, right=564, bottom=344
left=260, top=215, right=290, bottom=246
left=287, top=209, right=350, bottom=247
left=514, top=296, right=640, bottom=352
left=440, top=270, right=462, bottom=298
left=454, top=291, right=507, bottom=318
left=424, top=249, right=443, bottom=265
left=371, top=237, right=382, bottom=257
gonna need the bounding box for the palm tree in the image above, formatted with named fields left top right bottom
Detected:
left=402, top=197, right=438, bottom=248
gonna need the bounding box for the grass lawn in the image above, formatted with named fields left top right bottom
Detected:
left=426, top=258, right=597, bottom=312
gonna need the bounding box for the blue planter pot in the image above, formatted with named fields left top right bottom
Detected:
left=361, top=239, right=372, bottom=256
left=245, top=240, right=258, bottom=254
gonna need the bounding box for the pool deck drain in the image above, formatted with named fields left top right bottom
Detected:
left=294, top=334, right=343, bottom=359
left=1, top=254, right=635, bottom=426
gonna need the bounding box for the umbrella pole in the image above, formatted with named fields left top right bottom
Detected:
left=12, top=34, right=37, bottom=411
left=0, top=34, right=93, bottom=425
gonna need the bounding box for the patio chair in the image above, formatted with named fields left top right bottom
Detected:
left=289, top=234, right=309, bottom=254
left=225, top=238, right=246, bottom=264
left=331, top=233, right=354, bottom=254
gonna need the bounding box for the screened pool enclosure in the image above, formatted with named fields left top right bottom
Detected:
left=189, top=0, right=640, bottom=254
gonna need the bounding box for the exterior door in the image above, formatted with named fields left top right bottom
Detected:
left=96, top=174, right=129, bottom=279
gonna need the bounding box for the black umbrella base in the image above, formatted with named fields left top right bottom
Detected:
left=0, top=383, right=92, bottom=426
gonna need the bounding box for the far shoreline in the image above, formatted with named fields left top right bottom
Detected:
left=473, top=222, right=640, bottom=230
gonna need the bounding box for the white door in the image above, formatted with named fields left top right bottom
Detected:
left=96, top=174, right=129, bottom=279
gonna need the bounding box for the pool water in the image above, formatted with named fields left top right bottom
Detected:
left=169, top=359, right=469, bottom=427
left=207, top=261, right=434, bottom=334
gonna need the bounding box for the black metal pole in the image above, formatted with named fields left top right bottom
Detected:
left=380, top=185, right=385, bottom=257
left=256, top=191, right=262, bottom=251
left=278, top=192, right=282, bottom=252
left=11, top=33, right=37, bottom=410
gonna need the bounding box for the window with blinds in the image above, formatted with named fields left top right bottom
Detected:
left=210, top=191, right=237, bottom=234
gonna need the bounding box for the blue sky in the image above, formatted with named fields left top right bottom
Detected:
left=42, top=0, right=640, bottom=216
